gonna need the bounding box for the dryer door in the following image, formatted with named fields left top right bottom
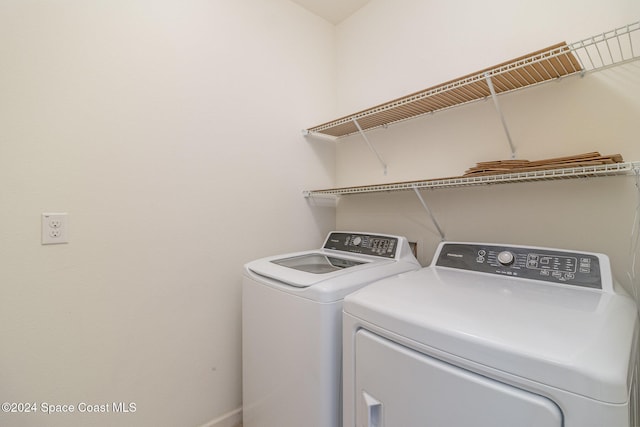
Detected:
left=354, top=330, right=562, bottom=427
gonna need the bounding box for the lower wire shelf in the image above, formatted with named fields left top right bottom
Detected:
left=303, top=161, right=640, bottom=198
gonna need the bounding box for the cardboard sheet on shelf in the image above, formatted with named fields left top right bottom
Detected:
left=464, top=152, right=624, bottom=176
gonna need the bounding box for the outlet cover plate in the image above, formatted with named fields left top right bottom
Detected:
left=42, top=213, right=68, bottom=245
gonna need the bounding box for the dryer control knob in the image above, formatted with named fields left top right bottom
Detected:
left=497, top=251, right=515, bottom=266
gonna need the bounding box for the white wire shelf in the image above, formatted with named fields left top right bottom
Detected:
left=304, top=22, right=640, bottom=138
left=303, top=162, right=640, bottom=197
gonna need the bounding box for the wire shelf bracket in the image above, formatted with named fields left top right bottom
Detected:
left=485, top=72, right=516, bottom=159
left=352, top=118, right=388, bottom=175
left=301, top=129, right=338, bottom=142
left=412, top=185, right=445, bottom=241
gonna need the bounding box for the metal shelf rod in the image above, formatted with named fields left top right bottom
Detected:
left=412, top=186, right=445, bottom=241
left=352, top=118, right=388, bottom=175
left=485, top=72, right=516, bottom=159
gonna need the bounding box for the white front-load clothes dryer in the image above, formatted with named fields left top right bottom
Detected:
left=343, top=241, right=639, bottom=427
left=242, top=231, right=420, bottom=427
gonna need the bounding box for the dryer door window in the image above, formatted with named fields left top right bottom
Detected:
left=354, top=330, right=562, bottom=427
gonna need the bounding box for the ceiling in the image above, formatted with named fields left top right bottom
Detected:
left=291, top=0, right=371, bottom=24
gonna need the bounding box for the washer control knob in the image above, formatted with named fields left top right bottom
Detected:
left=352, top=236, right=362, bottom=246
left=497, top=251, right=515, bottom=266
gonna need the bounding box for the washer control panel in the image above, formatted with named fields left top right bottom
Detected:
left=323, top=232, right=398, bottom=258
left=435, top=243, right=602, bottom=289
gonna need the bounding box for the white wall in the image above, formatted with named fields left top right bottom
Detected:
left=0, top=1, right=335, bottom=426
left=334, top=0, right=640, bottom=300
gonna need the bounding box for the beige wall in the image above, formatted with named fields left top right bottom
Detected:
left=0, top=1, right=335, bottom=426
left=333, top=0, right=640, bottom=300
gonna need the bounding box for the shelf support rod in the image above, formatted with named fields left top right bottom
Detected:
left=412, top=186, right=445, bottom=241
left=352, top=118, right=388, bottom=175
left=485, top=72, right=516, bottom=159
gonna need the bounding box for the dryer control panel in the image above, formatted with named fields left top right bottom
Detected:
left=435, top=243, right=602, bottom=289
left=323, top=232, right=398, bottom=258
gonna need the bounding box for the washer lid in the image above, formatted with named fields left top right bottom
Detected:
left=246, top=249, right=382, bottom=288
left=270, top=253, right=365, bottom=274
left=344, top=266, right=639, bottom=403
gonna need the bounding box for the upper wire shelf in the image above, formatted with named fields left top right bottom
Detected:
left=303, top=162, right=640, bottom=197
left=304, top=22, right=640, bottom=138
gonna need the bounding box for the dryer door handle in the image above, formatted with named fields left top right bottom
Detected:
left=363, top=391, right=383, bottom=427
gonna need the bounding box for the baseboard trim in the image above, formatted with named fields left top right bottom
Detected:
left=198, top=407, right=242, bottom=427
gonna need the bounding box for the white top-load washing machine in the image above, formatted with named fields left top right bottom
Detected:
left=343, top=241, right=639, bottom=427
left=242, top=231, right=420, bottom=427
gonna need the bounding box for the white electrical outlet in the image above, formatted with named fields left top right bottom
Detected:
left=42, top=213, right=69, bottom=245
